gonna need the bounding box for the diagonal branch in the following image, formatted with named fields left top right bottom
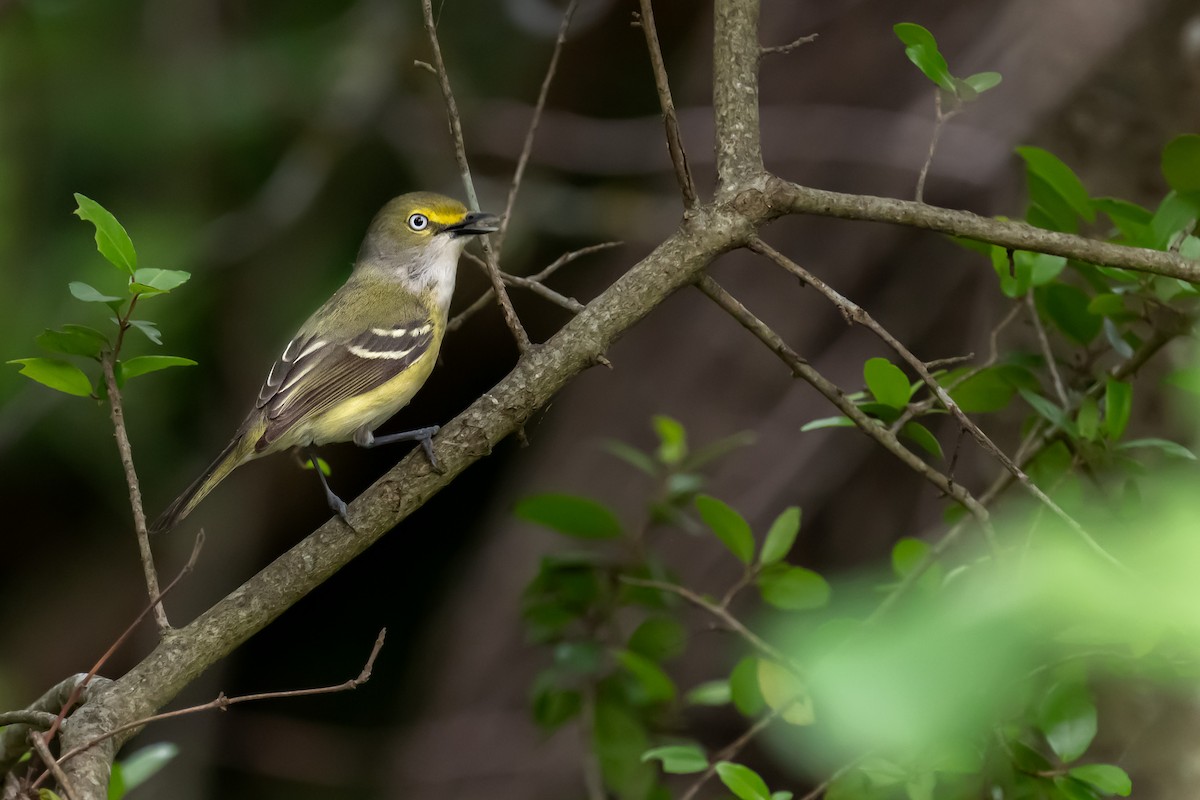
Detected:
left=419, top=0, right=530, bottom=352
left=637, top=0, right=698, bottom=209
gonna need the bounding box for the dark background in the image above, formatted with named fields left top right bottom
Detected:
left=1, top=0, right=1197, bottom=797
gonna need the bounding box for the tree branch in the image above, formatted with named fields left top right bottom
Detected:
left=713, top=0, right=764, bottom=188
left=636, top=0, right=698, bottom=208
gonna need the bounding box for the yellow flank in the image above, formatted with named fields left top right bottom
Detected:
left=304, top=337, right=441, bottom=445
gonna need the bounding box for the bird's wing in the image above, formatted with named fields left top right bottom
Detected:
left=252, top=318, right=436, bottom=450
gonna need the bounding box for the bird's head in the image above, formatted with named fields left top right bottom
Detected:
left=355, top=191, right=500, bottom=306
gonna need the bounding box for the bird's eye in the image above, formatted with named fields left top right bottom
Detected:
left=407, top=213, right=430, bottom=232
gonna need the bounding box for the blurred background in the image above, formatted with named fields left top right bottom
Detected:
left=1, top=0, right=1198, bottom=797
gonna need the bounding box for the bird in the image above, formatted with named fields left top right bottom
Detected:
left=150, top=191, right=499, bottom=534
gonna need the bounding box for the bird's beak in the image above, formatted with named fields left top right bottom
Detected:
left=445, top=211, right=501, bottom=237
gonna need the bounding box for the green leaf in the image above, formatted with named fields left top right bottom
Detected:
left=628, top=617, right=687, bottom=662
left=1016, top=147, right=1095, bottom=223
left=129, top=268, right=190, bottom=296
left=593, top=700, right=654, bottom=800
left=905, top=773, right=936, bottom=800
left=757, top=564, right=830, bottom=610
left=36, top=325, right=109, bottom=358
left=1037, top=284, right=1101, bottom=346
left=771, top=793, right=794, bottom=800
left=1104, top=379, right=1132, bottom=440
left=108, top=763, right=127, bottom=800
left=901, top=422, right=943, bottom=459
left=118, top=355, right=196, bottom=382
left=695, top=495, right=755, bottom=564
left=962, top=71, right=1001, bottom=94
left=760, top=506, right=801, bottom=565
left=859, top=757, right=908, bottom=786
left=126, top=318, right=163, bottom=345
left=756, top=659, right=815, bottom=725
left=1076, top=396, right=1100, bottom=441
left=686, top=680, right=731, bottom=706
left=302, top=455, right=332, bottom=477
left=1166, top=366, right=1200, bottom=395
left=38, top=790, right=64, bottom=800
left=864, top=357, right=911, bottom=409
left=7, top=358, right=93, bottom=397
left=1055, top=776, right=1103, bottom=800
left=893, top=23, right=954, bottom=92
left=1068, top=764, right=1132, bottom=797
left=801, top=415, right=855, bottom=431
left=715, top=762, right=771, bottom=800
left=1087, top=293, right=1125, bottom=317
left=1038, top=679, right=1098, bottom=763
left=642, top=745, right=708, bottom=775
left=1116, top=438, right=1196, bottom=460
left=531, top=675, right=582, bottom=730
left=948, top=366, right=1023, bottom=413
left=1162, top=134, right=1200, bottom=193
left=1094, top=197, right=1154, bottom=246
left=515, top=493, right=623, bottom=539
left=74, top=193, right=138, bottom=274
left=1018, top=388, right=1075, bottom=436
left=653, top=414, right=687, bottom=464
left=615, top=649, right=677, bottom=703
left=730, top=656, right=765, bottom=716
left=602, top=440, right=659, bottom=476
left=891, top=538, right=929, bottom=577
left=1150, top=190, right=1200, bottom=250
left=69, top=281, right=121, bottom=303
left=115, top=743, right=178, bottom=793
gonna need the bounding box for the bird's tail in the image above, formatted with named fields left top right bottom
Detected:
left=150, top=434, right=253, bottom=535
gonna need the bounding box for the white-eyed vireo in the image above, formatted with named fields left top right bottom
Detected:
left=151, top=192, right=499, bottom=533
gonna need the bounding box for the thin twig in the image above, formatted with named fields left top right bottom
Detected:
left=1025, top=292, right=1069, bottom=407
left=0, top=676, right=92, bottom=776
left=580, top=684, right=607, bottom=800
left=797, top=759, right=860, bottom=800
left=752, top=240, right=1130, bottom=569
left=695, top=274, right=997, bottom=544
left=447, top=242, right=621, bottom=332
left=0, top=712, right=55, bottom=729
left=636, top=0, right=698, bottom=209
left=760, top=33, right=818, bottom=58
left=915, top=91, right=960, bottom=203
left=619, top=576, right=797, bottom=670
left=29, top=732, right=76, bottom=800
left=495, top=0, right=578, bottom=254
left=52, top=628, right=386, bottom=774
left=679, top=710, right=779, bottom=800
left=100, top=355, right=168, bottom=633
left=419, top=0, right=530, bottom=351
left=462, top=252, right=583, bottom=312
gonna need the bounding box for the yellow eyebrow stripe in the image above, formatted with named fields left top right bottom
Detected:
left=418, top=208, right=467, bottom=226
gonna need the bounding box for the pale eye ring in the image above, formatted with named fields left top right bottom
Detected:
left=407, top=213, right=430, bottom=232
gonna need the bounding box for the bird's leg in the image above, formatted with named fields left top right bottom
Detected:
left=353, top=425, right=443, bottom=473
left=300, top=448, right=351, bottom=525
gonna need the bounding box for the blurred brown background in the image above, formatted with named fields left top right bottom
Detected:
left=1, top=0, right=1197, bottom=797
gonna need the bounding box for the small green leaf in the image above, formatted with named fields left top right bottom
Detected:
left=715, top=762, right=771, bottom=800
left=74, top=193, right=138, bottom=273
left=653, top=414, right=687, bottom=464
left=38, top=790, right=64, bottom=800
left=695, top=494, right=755, bottom=564
left=129, top=268, right=190, bottom=296
left=36, top=325, right=109, bottom=358
left=1087, top=293, right=1125, bottom=317
left=69, top=281, right=121, bottom=303
left=602, top=440, right=658, bottom=476
left=893, top=23, right=954, bottom=92
left=615, top=649, right=677, bottom=703
left=115, top=743, right=178, bottom=793
left=1037, top=284, right=1102, bottom=345
left=118, top=355, right=197, bottom=381
left=686, top=680, right=731, bottom=706
left=554, top=641, right=605, bottom=675
left=302, top=455, right=332, bottom=477
left=628, top=617, right=687, bottom=662
left=1116, top=438, right=1196, bottom=460
left=127, top=319, right=163, bottom=345
left=108, top=761, right=127, bottom=800
left=531, top=675, right=582, bottom=730
left=1076, top=396, right=1100, bottom=441
left=756, top=659, right=815, bottom=725
left=1162, top=134, right=1200, bottom=193
left=771, top=793, right=794, bottom=800
left=1055, top=776, right=1103, bottom=800
left=7, top=358, right=93, bottom=396
left=730, top=656, right=765, bottom=716
left=891, top=538, right=929, bottom=577
left=901, top=422, right=943, bottom=459
left=515, top=494, right=623, bottom=539
left=962, top=71, right=1001, bottom=94
left=760, top=506, right=801, bottom=565
left=642, top=744, right=708, bottom=775
left=1016, top=147, right=1095, bottom=223
left=1166, top=366, right=1200, bottom=395
left=864, top=357, right=911, bottom=409
left=1068, top=764, right=1131, bottom=797
left=1018, top=388, right=1075, bottom=436
left=757, top=564, right=830, bottom=610
left=1104, top=379, right=1132, bottom=440
left=1038, top=679, right=1098, bottom=763
left=801, top=415, right=855, bottom=431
